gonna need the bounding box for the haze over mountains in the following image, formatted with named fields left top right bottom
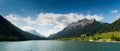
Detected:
left=27, top=30, right=45, bottom=37
left=0, top=15, right=46, bottom=41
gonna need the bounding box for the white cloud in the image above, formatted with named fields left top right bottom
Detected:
left=5, top=13, right=104, bottom=36
left=43, top=29, right=59, bottom=36
left=36, top=13, right=103, bottom=30
left=111, top=10, right=118, bottom=13
left=5, top=14, right=36, bottom=26
left=21, top=26, right=35, bottom=31
left=86, top=15, right=103, bottom=21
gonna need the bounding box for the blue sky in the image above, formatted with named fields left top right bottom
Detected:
left=0, top=0, right=120, bottom=36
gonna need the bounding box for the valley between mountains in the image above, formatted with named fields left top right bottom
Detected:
left=1, top=15, right=120, bottom=42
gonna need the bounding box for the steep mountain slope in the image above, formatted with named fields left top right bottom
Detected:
left=49, top=18, right=108, bottom=39
left=98, top=18, right=120, bottom=33
left=0, top=15, right=46, bottom=41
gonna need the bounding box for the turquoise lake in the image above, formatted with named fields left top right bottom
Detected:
left=0, top=40, right=120, bottom=51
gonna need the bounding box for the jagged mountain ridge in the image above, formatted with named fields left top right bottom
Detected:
left=48, top=18, right=108, bottom=39
left=64, top=18, right=96, bottom=31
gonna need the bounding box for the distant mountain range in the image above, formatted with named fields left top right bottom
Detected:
left=0, top=15, right=46, bottom=41
left=2, top=14, right=120, bottom=41
left=48, top=18, right=109, bottom=39
left=27, top=30, right=45, bottom=37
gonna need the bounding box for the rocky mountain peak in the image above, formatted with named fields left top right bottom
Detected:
left=77, top=18, right=96, bottom=23
left=49, top=18, right=107, bottom=39
left=66, top=18, right=96, bottom=29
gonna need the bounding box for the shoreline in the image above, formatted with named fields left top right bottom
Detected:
left=89, top=39, right=119, bottom=43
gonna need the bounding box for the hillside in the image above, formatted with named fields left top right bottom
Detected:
left=57, top=32, right=120, bottom=42
left=56, top=18, right=120, bottom=42
left=0, top=15, right=46, bottom=41
left=48, top=18, right=108, bottom=39
left=98, top=18, right=120, bottom=33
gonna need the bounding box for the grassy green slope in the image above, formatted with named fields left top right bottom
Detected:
left=57, top=32, right=120, bottom=42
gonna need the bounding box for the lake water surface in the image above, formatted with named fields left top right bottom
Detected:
left=0, top=40, right=120, bottom=51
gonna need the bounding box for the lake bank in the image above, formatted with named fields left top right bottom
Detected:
left=57, top=32, right=120, bottom=43
left=0, top=40, right=120, bottom=51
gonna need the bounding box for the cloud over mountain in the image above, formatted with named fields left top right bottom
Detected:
left=5, top=13, right=104, bottom=36
left=37, top=13, right=103, bottom=29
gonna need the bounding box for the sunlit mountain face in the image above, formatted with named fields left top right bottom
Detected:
left=48, top=18, right=109, bottom=39
left=0, top=0, right=120, bottom=37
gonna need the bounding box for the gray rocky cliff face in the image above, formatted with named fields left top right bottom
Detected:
left=64, top=18, right=96, bottom=30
